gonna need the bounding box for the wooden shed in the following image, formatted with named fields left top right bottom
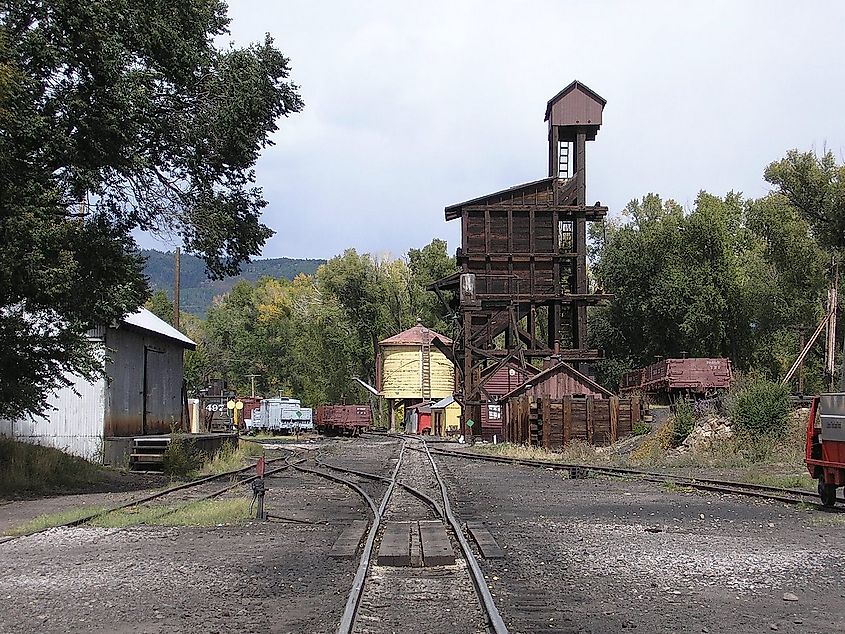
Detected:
left=377, top=321, right=454, bottom=430
left=501, top=361, right=640, bottom=449
left=478, top=361, right=540, bottom=442
left=430, top=395, right=461, bottom=438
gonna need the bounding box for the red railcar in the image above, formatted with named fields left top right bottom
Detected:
left=805, top=394, right=845, bottom=507
left=620, top=358, right=733, bottom=400
left=315, top=405, right=372, bottom=436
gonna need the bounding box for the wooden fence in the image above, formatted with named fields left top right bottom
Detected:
left=505, top=395, right=640, bottom=449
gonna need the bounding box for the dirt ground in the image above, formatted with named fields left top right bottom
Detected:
left=437, top=451, right=845, bottom=634
left=1, top=437, right=844, bottom=633
left=0, top=470, right=168, bottom=535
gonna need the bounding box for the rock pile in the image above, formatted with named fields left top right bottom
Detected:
left=676, top=414, right=733, bottom=453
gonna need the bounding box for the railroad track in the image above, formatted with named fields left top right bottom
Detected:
left=0, top=446, right=303, bottom=544
left=294, top=438, right=508, bottom=634
left=422, top=444, right=845, bottom=510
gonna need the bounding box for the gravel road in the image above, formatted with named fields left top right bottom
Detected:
left=437, top=451, right=845, bottom=634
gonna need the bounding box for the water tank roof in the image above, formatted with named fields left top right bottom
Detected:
left=379, top=323, right=452, bottom=346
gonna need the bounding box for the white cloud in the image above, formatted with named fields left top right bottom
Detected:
left=141, top=0, right=845, bottom=260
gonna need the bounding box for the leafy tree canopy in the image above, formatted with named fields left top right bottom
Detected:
left=0, top=1, right=302, bottom=417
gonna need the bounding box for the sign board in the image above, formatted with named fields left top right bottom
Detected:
left=466, top=418, right=475, bottom=428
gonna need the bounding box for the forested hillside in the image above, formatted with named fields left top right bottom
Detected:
left=142, top=249, right=325, bottom=316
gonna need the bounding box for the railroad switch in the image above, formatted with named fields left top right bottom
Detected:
left=252, top=477, right=268, bottom=520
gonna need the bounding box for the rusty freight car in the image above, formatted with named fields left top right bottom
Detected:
left=620, top=358, right=733, bottom=401
left=315, top=405, right=372, bottom=436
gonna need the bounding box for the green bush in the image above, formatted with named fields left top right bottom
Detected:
left=671, top=398, right=695, bottom=447
left=162, top=436, right=200, bottom=477
left=632, top=420, right=651, bottom=436
left=0, top=439, right=104, bottom=494
left=729, top=377, right=790, bottom=437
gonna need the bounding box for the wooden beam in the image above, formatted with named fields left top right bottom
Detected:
left=460, top=204, right=607, bottom=217
left=610, top=396, right=619, bottom=442
left=563, top=396, right=572, bottom=445
left=542, top=398, right=551, bottom=450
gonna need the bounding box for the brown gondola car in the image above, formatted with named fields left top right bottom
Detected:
left=620, top=358, right=733, bottom=402
left=315, top=405, right=372, bottom=436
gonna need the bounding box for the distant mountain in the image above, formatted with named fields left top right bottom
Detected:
left=142, top=249, right=325, bottom=316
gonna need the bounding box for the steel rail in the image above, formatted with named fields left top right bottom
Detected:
left=420, top=440, right=510, bottom=634
left=0, top=448, right=298, bottom=545
left=423, top=446, right=845, bottom=508
left=288, top=443, right=406, bottom=634
left=314, top=457, right=445, bottom=518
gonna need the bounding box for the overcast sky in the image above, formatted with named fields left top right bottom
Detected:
left=143, top=0, right=845, bottom=261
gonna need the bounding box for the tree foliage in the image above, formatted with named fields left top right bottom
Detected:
left=0, top=1, right=302, bottom=417
left=589, top=186, right=834, bottom=393
left=764, top=150, right=845, bottom=253
left=191, top=240, right=457, bottom=409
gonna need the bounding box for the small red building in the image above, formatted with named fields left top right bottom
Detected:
left=404, top=402, right=432, bottom=435
left=478, top=362, right=540, bottom=442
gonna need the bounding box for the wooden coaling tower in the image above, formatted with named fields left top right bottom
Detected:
left=431, top=81, right=612, bottom=437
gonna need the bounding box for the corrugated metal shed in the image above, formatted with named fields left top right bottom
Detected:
left=1, top=307, right=195, bottom=462
left=0, top=372, right=107, bottom=460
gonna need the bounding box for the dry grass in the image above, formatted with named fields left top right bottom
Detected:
left=473, top=408, right=811, bottom=477
left=0, top=439, right=105, bottom=496
left=190, top=440, right=265, bottom=478
left=90, top=498, right=251, bottom=528
left=2, top=505, right=109, bottom=537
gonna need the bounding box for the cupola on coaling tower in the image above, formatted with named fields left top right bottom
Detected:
left=429, top=81, right=612, bottom=438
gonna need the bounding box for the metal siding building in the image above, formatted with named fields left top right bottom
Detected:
left=0, top=371, right=107, bottom=460
left=0, top=309, right=195, bottom=462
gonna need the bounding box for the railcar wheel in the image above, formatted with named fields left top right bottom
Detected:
left=818, top=481, right=837, bottom=508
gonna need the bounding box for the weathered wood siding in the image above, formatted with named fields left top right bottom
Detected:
left=380, top=345, right=454, bottom=400
left=505, top=395, right=639, bottom=449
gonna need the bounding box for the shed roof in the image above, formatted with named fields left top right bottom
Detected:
left=379, top=323, right=452, bottom=346
left=121, top=308, right=197, bottom=350
left=444, top=176, right=557, bottom=221
left=430, top=395, right=456, bottom=410
left=544, top=80, right=607, bottom=121
left=501, top=361, right=614, bottom=400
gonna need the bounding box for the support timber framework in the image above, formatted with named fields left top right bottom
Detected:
left=432, top=81, right=612, bottom=437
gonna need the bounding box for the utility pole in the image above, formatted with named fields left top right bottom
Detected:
left=825, top=259, right=838, bottom=392
left=173, top=247, right=181, bottom=329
